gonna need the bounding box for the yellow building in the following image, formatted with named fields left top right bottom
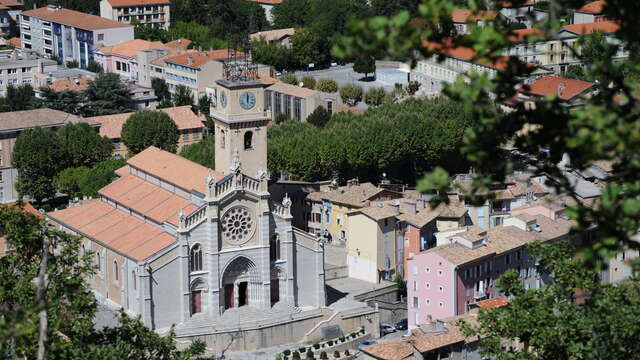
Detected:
left=305, top=180, right=402, bottom=243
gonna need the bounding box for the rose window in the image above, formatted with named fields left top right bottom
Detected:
left=221, top=206, right=254, bottom=245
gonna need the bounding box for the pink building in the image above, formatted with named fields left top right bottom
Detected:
left=407, top=213, right=573, bottom=329
left=94, top=38, right=191, bottom=81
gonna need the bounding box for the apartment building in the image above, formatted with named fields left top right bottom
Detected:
left=503, top=75, right=596, bottom=111
left=20, top=6, right=134, bottom=69
left=451, top=9, right=500, bottom=35
left=0, top=49, right=58, bottom=96
left=87, top=105, right=204, bottom=158
left=265, top=82, right=339, bottom=122
left=573, top=0, right=608, bottom=24
left=498, top=0, right=548, bottom=28
left=100, top=0, right=171, bottom=30
left=0, top=109, right=97, bottom=203
left=0, top=0, right=22, bottom=39
left=96, top=39, right=170, bottom=81
left=407, top=213, right=573, bottom=327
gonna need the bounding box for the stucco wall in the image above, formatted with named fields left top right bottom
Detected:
left=407, top=252, right=455, bottom=327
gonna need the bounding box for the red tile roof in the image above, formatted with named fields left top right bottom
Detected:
left=521, top=75, right=594, bottom=100
left=509, top=28, right=546, bottom=42
left=126, top=146, right=224, bottom=194
left=451, top=9, right=499, bottom=23
left=561, top=20, right=619, bottom=34
left=577, top=0, right=606, bottom=14
left=48, top=76, right=93, bottom=92
left=89, top=106, right=204, bottom=139
left=6, top=201, right=42, bottom=218
left=48, top=200, right=176, bottom=261
left=98, top=39, right=166, bottom=58
left=476, top=297, right=509, bottom=309
left=7, top=37, right=21, bottom=48
left=423, top=38, right=522, bottom=70
left=23, top=6, right=133, bottom=30
left=0, top=0, right=22, bottom=8
left=499, top=0, right=534, bottom=7
left=163, top=49, right=243, bottom=68
left=107, top=0, right=170, bottom=6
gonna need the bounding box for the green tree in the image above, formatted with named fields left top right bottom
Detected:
left=173, top=85, right=193, bottom=107
left=87, top=60, right=104, bottom=73
left=251, top=38, right=292, bottom=71
left=371, top=0, right=419, bottom=16
left=316, top=78, right=338, bottom=93
left=394, top=274, right=407, bottom=298
left=168, top=21, right=227, bottom=50
left=197, top=94, right=211, bottom=116
left=339, top=84, right=363, bottom=106
left=79, top=159, right=127, bottom=197
left=565, top=64, right=587, bottom=80
left=151, top=77, right=172, bottom=107
left=353, top=55, right=376, bottom=80
left=83, top=73, right=132, bottom=116
left=57, top=122, right=112, bottom=168
left=405, top=80, right=420, bottom=95
left=290, top=28, right=328, bottom=67
left=179, top=136, right=215, bottom=168
left=578, top=30, right=611, bottom=65
left=0, top=204, right=206, bottom=358
left=281, top=73, right=298, bottom=85
left=11, top=127, right=63, bottom=203
left=41, top=87, right=84, bottom=114
left=271, top=0, right=312, bottom=29
left=4, top=84, right=39, bottom=112
left=121, top=110, right=179, bottom=155
left=364, top=87, right=386, bottom=107
left=66, top=60, right=79, bottom=68
left=301, top=76, right=316, bottom=89
left=53, top=166, right=90, bottom=198
left=461, top=242, right=640, bottom=360
left=274, top=112, right=290, bottom=124
left=306, top=106, right=331, bottom=127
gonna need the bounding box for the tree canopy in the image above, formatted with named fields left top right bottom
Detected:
left=173, top=85, right=194, bottom=107
left=179, top=136, right=215, bottom=169
left=82, top=73, right=132, bottom=117
left=12, top=127, right=64, bottom=203
left=121, top=110, right=179, bottom=156
left=268, top=97, right=475, bottom=183
left=57, top=123, right=113, bottom=168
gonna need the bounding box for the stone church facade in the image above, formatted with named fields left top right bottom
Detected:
left=47, top=69, right=327, bottom=335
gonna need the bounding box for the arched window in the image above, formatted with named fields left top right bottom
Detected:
left=190, top=244, right=202, bottom=272
left=220, top=129, right=225, bottom=149
left=132, top=270, right=137, bottom=290
left=270, top=234, right=280, bottom=262
left=244, top=131, right=253, bottom=150
left=113, top=260, right=119, bottom=282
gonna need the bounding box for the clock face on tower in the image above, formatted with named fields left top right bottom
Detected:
left=221, top=206, right=255, bottom=246
left=220, top=90, right=227, bottom=108
left=239, top=91, right=256, bottom=110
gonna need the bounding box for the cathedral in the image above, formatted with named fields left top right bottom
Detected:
left=47, top=65, right=326, bottom=334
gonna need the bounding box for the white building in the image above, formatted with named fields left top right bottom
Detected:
left=100, top=0, right=171, bottom=30
left=20, top=6, right=133, bottom=69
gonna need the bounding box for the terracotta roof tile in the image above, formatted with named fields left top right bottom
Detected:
left=7, top=37, right=21, bottom=47
left=509, top=28, right=546, bottom=42
left=23, top=6, right=132, bottom=31
left=412, top=324, right=466, bottom=353
left=521, top=75, right=594, bottom=100
left=6, top=201, right=42, bottom=217
left=0, top=108, right=93, bottom=132
left=107, top=0, right=170, bottom=6
left=164, top=38, right=192, bottom=50
left=0, top=0, right=23, bottom=7
left=163, top=49, right=242, bottom=68
left=476, top=297, right=509, bottom=309
left=561, top=20, right=619, bottom=34
left=451, top=9, right=499, bottom=23
left=89, top=106, right=204, bottom=139
left=48, top=200, right=176, bottom=261
left=126, top=146, right=224, bottom=194
left=307, top=183, right=382, bottom=208
left=98, top=39, right=166, bottom=58
left=499, top=0, right=534, bottom=7
left=362, top=338, right=414, bottom=360
left=577, top=1, right=606, bottom=14
left=48, top=76, right=93, bottom=92
left=351, top=206, right=398, bottom=221
left=423, top=38, right=526, bottom=71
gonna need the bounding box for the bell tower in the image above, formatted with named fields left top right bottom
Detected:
left=210, top=50, right=271, bottom=177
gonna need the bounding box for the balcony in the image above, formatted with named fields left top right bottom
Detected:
left=474, top=290, right=487, bottom=300
left=210, top=108, right=272, bottom=123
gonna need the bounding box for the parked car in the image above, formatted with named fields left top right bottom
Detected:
left=358, top=340, right=378, bottom=350
left=395, top=319, right=408, bottom=330
left=380, top=323, right=397, bottom=335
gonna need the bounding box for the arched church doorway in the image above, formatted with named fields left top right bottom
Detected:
left=221, top=256, right=260, bottom=310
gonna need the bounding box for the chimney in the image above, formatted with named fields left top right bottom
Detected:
left=387, top=201, right=400, bottom=215
left=557, top=82, right=566, bottom=98
left=187, top=56, right=193, bottom=65
left=416, top=198, right=426, bottom=209
left=402, top=201, right=417, bottom=215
